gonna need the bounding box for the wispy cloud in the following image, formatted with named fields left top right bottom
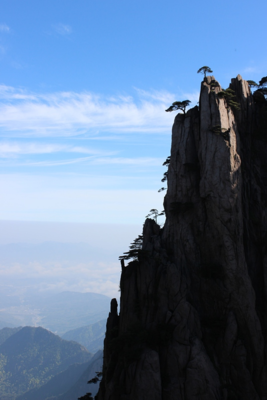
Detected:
left=0, top=142, right=112, bottom=157
left=243, top=66, right=258, bottom=74
left=91, top=157, right=161, bottom=166
left=0, top=24, right=10, bottom=33
left=134, top=88, right=176, bottom=104
left=12, top=156, right=93, bottom=167
left=182, top=91, right=200, bottom=103
left=0, top=85, right=176, bottom=137
left=0, top=151, right=161, bottom=169
left=135, top=87, right=199, bottom=108
left=53, top=23, right=72, bottom=35
left=0, top=143, right=64, bottom=157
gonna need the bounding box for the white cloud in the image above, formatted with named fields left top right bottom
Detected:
left=134, top=88, right=176, bottom=104
left=135, top=88, right=200, bottom=106
left=0, top=24, right=10, bottom=33
left=243, top=66, right=258, bottom=73
left=182, top=91, right=200, bottom=104
left=0, top=142, right=163, bottom=168
left=0, top=142, right=113, bottom=158
left=0, top=142, right=64, bottom=156
left=53, top=23, right=72, bottom=35
left=0, top=155, right=161, bottom=168
left=8, top=156, right=93, bottom=167
left=0, top=85, right=175, bottom=137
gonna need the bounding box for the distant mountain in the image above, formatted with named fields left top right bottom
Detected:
left=38, top=292, right=110, bottom=334
left=17, top=350, right=103, bottom=400
left=0, top=291, right=111, bottom=334
left=56, top=350, right=103, bottom=400
left=0, top=320, right=17, bottom=330
left=0, top=326, right=93, bottom=400
left=0, top=327, right=22, bottom=345
left=62, top=320, right=106, bottom=353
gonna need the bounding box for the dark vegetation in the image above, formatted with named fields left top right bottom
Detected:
left=210, top=125, right=230, bottom=140
left=88, top=371, right=103, bottom=385
left=0, top=327, right=22, bottom=346
left=158, top=155, right=170, bottom=192
left=78, top=393, right=94, bottom=400
left=250, top=76, right=267, bottom=140
left=145, top=208, right=164, bottom=223
left=197, top=65, right=213, bottom=77
left=119, top=234, right=144, bottom=262
left=0, top=326, right=92, bottom=400
left=119, top=207, right=166, bottom=264
left=217, top=88, right=240, bottom=111
left=165, top=100, right=191, bottom=113
left=17, top=359, right=92, bottom=400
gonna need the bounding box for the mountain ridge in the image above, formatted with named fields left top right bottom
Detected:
left=0, top=326, right=93, bottom=399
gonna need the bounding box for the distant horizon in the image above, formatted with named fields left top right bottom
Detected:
left=0, top=0, right=266, bottom=318
left=0, top=219, right=144, bottom=298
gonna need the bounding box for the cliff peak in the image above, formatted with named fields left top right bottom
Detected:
left=97, top=75, right=267, bottom=400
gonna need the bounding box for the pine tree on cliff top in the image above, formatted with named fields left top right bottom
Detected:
left=197, top=66, right=213, bottom=78
left=165, top=100, right=191, bottom=113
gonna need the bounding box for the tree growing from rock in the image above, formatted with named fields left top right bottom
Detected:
left=119, top=235, right=144, bottom=262
left=78, top=393, right=94, bottom=400
left=158, top=156, right=171, bottom=192
left=88, top=372, right=102, bottom=385
left=161, top=171, right=168, bottom=183
left=165, top=100, right=191, bottom=113
left=247, top=80, right=258, bottom=88
left=145, top=209, right=164, bottom=224
left=246, top=77, right=267, bottom=100
left=218, top=88, right=240, bottom=111
left=257, top=76, right=267, bottom=99
left=259, top=76, right=267, bottom=87
left=162, top=155, right=171, bottom=167
left=197, top=66, right=213, bottom=78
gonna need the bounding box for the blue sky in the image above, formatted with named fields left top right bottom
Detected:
left=0, top=0, right=266, bottom=298
left=0, top=0, right=266, bottom=225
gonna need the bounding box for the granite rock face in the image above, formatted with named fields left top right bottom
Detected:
left=97, top=76, right=267, bottom=400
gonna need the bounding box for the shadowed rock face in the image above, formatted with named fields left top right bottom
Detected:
left=97, top=75, right=267, bottom=400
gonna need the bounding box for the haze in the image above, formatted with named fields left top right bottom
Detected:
left=0, top=0, right=266, bottom=301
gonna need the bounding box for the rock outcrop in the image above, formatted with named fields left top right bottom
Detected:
left=97, top=75, right=267, bottom=400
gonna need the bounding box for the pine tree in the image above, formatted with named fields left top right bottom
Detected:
left=217, top=88, right=240, bottom=111
left=158, top=156, right=171, bottom=192
left=165, top=100, right=191, bottom=113
left=247, top=80, right=258, bottom=88
left=197, top=66, right=213, bottom=78
left=78, top=393, right=94, bottom=400
left=119, top=235, right=144, bottom=261
left=145, top=209, right=165, bottom=224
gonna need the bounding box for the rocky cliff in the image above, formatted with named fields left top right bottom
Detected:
left=97, top=75, right=267, bottom=400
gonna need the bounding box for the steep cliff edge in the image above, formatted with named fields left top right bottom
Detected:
left=97, top=75, right=267, bottom=400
